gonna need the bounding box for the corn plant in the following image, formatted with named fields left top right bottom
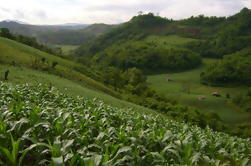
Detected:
left=0, top=82, right=250, bottom=165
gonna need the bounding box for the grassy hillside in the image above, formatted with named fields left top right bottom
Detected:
left=147, top=58, right=251, bottom=124
left=0, top=37, right=119, bottom=97
left=0, top=64, right=152, bottom=113
left=0, top=82, right=250, bottom=165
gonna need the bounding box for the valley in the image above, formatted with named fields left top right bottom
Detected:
left=0, top=6, right=251, bottom=165
left=148, top=58, right=250, bottom=124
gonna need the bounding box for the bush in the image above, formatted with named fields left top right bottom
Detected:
left=52, top=61, right=58, bottom=68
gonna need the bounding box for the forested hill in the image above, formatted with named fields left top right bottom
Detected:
left=75, top=14, right=173, bottom=58
left=186, top=7, right=251, bottom=58
left=74, top=8, right=251, bottom=74
left=76, top=8, right=251, bottom=57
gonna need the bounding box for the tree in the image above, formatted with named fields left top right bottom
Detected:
left=52, top=61, right=58, bottom=68
left=0, top=28, right=14, bottom=39
left=125, top=68, right=146, bottom=86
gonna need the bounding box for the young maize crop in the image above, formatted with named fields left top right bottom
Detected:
left=0, top=82, right=250, bottom=165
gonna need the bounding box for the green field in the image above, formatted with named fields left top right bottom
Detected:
left=145, top=35, right=198, bottom=49
left=0, top=82, right=249, bottom=165
left=55, top=45, right=79, bottom=54
left=147, top=58, right=251, bottom=124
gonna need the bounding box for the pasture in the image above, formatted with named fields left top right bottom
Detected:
left=147, top=58, right=251, bottom=123
left=55, top=44, right=79, bottom=55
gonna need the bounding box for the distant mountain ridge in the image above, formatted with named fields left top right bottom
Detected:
left=0, top=20, right=115, bottom=45
left=0, top=20, right=89, bottom=29
left=2, top=19, right=29, bottom=24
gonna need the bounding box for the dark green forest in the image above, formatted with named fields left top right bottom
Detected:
left=201, top=48, right=251, bottom=86
left=93, top=41, right=201, bottom=72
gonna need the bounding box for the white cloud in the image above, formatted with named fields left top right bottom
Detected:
left=0, top=0, right=249, bottom=24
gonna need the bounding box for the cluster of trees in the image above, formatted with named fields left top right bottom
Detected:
left=233, top=88, right=251, bottom=113
left=181, top=15, right=226, bottom=27
left=0, top=28, right=62, bottom=56
left=31, top=57, right=58, bottom=71
left=94, top=41, right=201, bottom=73
left=201, top=48, right=251, bottom=85
left=185, top=8, right=251, bottom=58
left=186, top=34, right=251, bottom=59
left=130, top=12, right=172, bottom=27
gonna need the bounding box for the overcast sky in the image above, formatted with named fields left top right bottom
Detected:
left=0, top=0, right=250, bottom=25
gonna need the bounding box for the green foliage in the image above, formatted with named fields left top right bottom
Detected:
left=0, top=28, right=15, bottom=39
left=130, top=13, right=171, bottom=27
left=52, top=61, right=58, bottom=69
left=201, top=48, right=251, bottom=85
left=75, top=13, right=172, bottom=58
left=93, top=41, right=201, bottom=72
left=181, top=15, right=226, bottom=27
left=0, top=82, right=250, bottom=165
left=185, top=8, right=251, bottom=58
left=232, top=88, right=251, bottom=113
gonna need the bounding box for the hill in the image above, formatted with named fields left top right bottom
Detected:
left=75, top=14, right=203, bottom=73
left=38, top=24, right=116, bottom=45
left=76, top=8, right=251, bottom=59
left=0, top=36, right=119, bottom=97
left=0, top=21, right=115, bottom=45
left=0, top=64, right=150, bottom=112
left=75, top=13, right=172, bottom=58
left=185, top=8, right=251, bottom=58
left=0, top=11, right=250, bottom=166
left=0, top=82, right=250, bottom=165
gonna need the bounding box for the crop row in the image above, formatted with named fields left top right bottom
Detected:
left=0, top=82, right=250, bottom=165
